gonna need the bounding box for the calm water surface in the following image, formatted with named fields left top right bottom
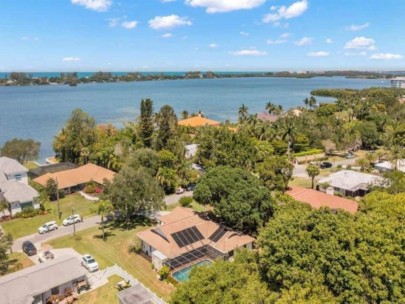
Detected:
left=0, top=77, right=389, bottom=161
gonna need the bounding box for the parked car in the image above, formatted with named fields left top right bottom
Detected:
left=38, top=221, right=58, bottom=234
left=320, top=162, right=333, bottom=169
left=38, top=250, right=55, bottom=263
left=176, top=187, right=185, bottom=194
left=345, top=153, right=355, bottom=159
left=81, top=254, right=99, bottom=272
left=22, top=241, right=37, bottom=256
left=63, top=214, right=82, bottom=226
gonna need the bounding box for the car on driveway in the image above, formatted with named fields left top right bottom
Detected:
left=63, top=214, right=82, bottom=226
left=22, top=240, right=37, bottom=256
left=176, top=187, right=185, bottom=194
left=320, top=162, right=333, bottom=169
left=38, top=221, right=58, bottom=234
left=81, top=254, right=99, bottom=272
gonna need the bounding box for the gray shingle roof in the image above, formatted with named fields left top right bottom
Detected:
left=0, top=256, right=87, bottom=304
left=0, top=157, right=28, bottom=175
left=0, top=180, right=38, bottom=203
left=318, top=170, right=385, bottom=191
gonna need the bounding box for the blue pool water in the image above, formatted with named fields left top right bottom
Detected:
left=172, top=260, right=212, bottom=282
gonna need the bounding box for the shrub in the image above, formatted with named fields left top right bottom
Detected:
left=20, top=207, right=39, bottom=218
left=166, top=275, right=179, bottom=286
left=84, top=182, right=97, bottom=194
left=294, top=149, right=324, bottom=157
left=179, top=196, right=193, bottom=207
left=129, top=237, right=142, bottom=254
left=158, top=265, right=170, bottom=280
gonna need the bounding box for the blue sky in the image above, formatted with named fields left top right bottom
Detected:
left=0, top=0, right=404, bottom=71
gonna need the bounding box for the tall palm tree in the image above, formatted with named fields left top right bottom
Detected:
left=280, top=116, right=298, bottom=159
left=303, top=98, right=309, bottom=108
left=266, top=102, right=283, bottom=115
left=94, top=200, right=113, bottom=241
left=238, top=104, right=249, bottom=124
left=306, top=165, right=320, bottom=189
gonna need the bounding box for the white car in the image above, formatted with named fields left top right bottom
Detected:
left=81, top=254, right=99, bottom=272
left=38, top=221, right=58, bottom=234
left=176, top=187, right=185, bottom=194
left=63, top=214, right=82, bottom=226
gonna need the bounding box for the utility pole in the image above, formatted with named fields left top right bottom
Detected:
left=56, top=177, right=61, bottom=219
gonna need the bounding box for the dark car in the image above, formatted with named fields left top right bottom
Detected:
left=22, top=240, right=37, bottom=256
left=320, top=162, right=333, bottom=169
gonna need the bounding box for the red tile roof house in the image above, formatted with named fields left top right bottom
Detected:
left=137, top=207, right=255, bottom=272
left=286, top=186, right=359, bottom=214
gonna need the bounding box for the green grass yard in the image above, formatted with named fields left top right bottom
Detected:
left=49, top=222, right=175, bottom=301
left=77, top=275, right=121, bottom=304
left=1, top=193, right=98, bottom=238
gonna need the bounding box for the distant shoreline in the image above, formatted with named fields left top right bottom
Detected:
left=0, top=71, right=399, bottom=87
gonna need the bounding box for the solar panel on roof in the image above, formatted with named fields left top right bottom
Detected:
left=171, top=226, right=204, bottom=248
left=209, top=227, right=227, bottom=242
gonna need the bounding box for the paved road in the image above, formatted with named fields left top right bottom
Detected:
left=164, top=191, right=193, bottom=205
left=12, top=216, right=100, bottom=252
left=293, top=157, right=358, bottom=178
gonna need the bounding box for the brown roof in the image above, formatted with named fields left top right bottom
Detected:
left=286, top=186, right=358, bottom=214
left=33, top=163, right=115, bottom=190
left=178, top=114, right=221, bottom=127
left=137, top=207, right=255, bottom=259
left=257, top=112, right=279, bottom=122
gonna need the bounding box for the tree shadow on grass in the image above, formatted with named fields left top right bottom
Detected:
left=105, top=216, right=154, bottom=231
left=92, top=230, right=116, bottom=240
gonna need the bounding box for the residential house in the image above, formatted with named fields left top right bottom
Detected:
left=29, top=162, right=77, bottom=179
left=286, top=186, right=358, bottom=214
left=374, top=159, right=405, bottom=173
left=0, top=157, right=39, bottom=215
left=317, top=170, right=385, bottom=197
left=0, top=255, right=88, bottom=304
left=178, top=114, right=221, bottom=127
left=137, top=207, right=255, bottom=271
left=33, top=163, right=115, bottom=193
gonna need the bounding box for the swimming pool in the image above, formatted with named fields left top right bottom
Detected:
left=172, top=260, right=212, bottom=282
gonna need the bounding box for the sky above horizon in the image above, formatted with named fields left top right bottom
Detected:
left=0, top=0, right=404, bottom=72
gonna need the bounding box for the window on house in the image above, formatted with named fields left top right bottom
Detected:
left=51, top=286, right=59, bottom=295
left=14, top=174, right=22, bottom=181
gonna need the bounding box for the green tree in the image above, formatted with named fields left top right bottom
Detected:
left=171, top=250, right=276, bottom=304
left=255, top=156, right=293, bottom=192
left=194, top=166, right=273, bottom=233
left=126, top=148, right=159, bottom=177
left=266, top=101, right=283, bottom=115
left=156, top=167, right=178, bottom=194
left=156, top=105, right=178, bottom=150
left=157, top=150, right=177, bottom=168
left=138, top=99, right=155, bottom=148
left=306, top=164, right=320, bottom=189
left=0, top=138, right=40, bottom=164
left=104, top=166, right=165, bottom=221
left=53, top=109, right=97, bottom=164
left=238, top=104, right=249, bottom=124
left=94, top=200, right=113, bottom=240
left=0, top=200, right=8, bottom=218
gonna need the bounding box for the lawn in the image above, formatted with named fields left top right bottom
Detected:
left=1, top=252, right=34, bottom=276
left=77, top=275, right=121, bottom=304
left=1, top=193, right=99, bottom=238
left=24, top=161, right=39, bottom=170
left=49, top=221, right=175, bottom=301
left=289, top=177, right=312, bottom=188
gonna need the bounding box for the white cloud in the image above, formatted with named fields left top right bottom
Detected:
left=267, top=39, right=287, bottom=45
left=230, top=49, right=266, bottom=56
left=307, top=51, right=329, bottom=57
left=295, top=37, right=312, bottom=46
left=71, top=0, right=112, bottom=12
left=149, top=15, right=192, bottom=30
left=209, top=43, right=219, bottom=48
left=326, top=38, right=333, bottom=44
left=240, top=31, right=250, bottom=36
left=186, top=0, right=266, bottom=13
left=162, top=33, right=173, bottom=38
left=121, top=21, right=138, bottom=29
left=21, top=36, right=39, bottom=41
left=263, top=0, right=308, bottom=23
left=345, top=36, right=376, bottom=50
left=344, top=51, right=367, bottom=56
left=62, top=57, right=81, bottom=62
left=346, top=22, right=369, bottom=32
left=370, top=53, right=403, bottom=60
left=280, top=32, right=291, bottom=39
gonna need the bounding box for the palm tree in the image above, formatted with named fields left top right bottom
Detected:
left=309, top=96, right=317, bottom=109
left=94, top=200, right=113, bottom=241
left=266, top=102, right=283, bottom=116
left=181, top=110, right=189, bottom=120
left=0, top=199, right=8, bottom=218
left=303, top=98, right=309, bottom=108
left=280, top=116, right=298, bottom=159
left=306, top=165, right=320, bottom=189
left=238, top=104, right=249, bottom=124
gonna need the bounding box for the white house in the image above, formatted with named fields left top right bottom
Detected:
left=374, top=160, right=405, bottom=173
left=185, top=144, right=198, bottom=159
left=317, top=170, right=385, bottom=197
left=0, top=157, right=39, bottom=216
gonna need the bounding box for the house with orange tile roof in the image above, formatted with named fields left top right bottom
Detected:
left=286, top=186, right=358, bottom=214
left=178, top=114, right=221, bottom=127
left=33, top=163, right=115, bottom=193
left=137, top=207, right=255, bottom=271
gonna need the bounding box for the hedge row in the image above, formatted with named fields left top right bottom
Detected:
left=294, top=149, right=324, bottom=157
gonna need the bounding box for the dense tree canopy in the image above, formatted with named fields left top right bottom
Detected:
left=53, top=109, right=97, bottom=164
left=138, top=98, right=154, bottom=148
left=0, top=138, right=40, bottom=163
left=193, top=166, right=273, bottom=233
